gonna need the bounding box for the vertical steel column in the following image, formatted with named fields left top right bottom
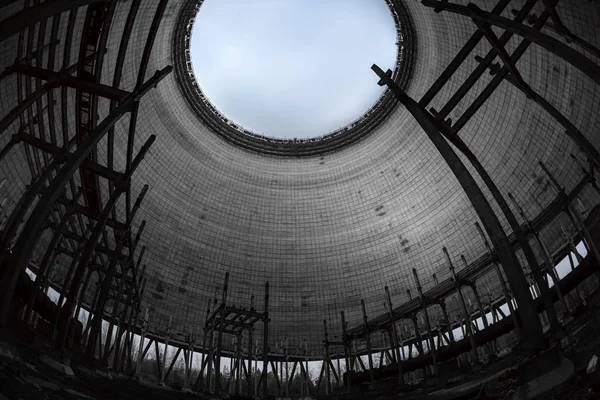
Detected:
left=0, top=0, right=104, bottom=42
left=412, top=268, right=437, bottom=375
left=341, top=310, right=352, bottom=391
left=508, top=192, right=571, bottom=315
left=214, top=272, right=229, bottom=393
left=160, top=316, right=172, bottom=385
left=360, top=299, right=375, bottom=387
left=23, top=190, right=82, bottom=323
left=323, top=320, right=331, bottom=395
left=134, top=308, right=149, bottom=378
left=540, top=161, right=600, bottom=272
left=385, top=286, right=403, bottom=381
left=85, top=221, right=146, bottom=358
left=440, top=302, right=455, bottom=343
left=445, top=249, right=478, bottom=363
left=247, top=296, right=254, bottom=396
left=0, top=67, right=170, bottom=330
left=474, top=222, right=522, bottom=339
left=235, top=332, right=242, bottom=394
left=372, top=64, right=544, bottom=352
left=262, top=282, right=270, bottom=399
left=420, top=2, right=600, bottom=86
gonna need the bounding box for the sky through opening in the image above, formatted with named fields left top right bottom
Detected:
left=190, top=0, right=398, bottom=139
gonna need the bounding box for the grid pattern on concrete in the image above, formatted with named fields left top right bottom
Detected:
left=0, top=0, right=599, bottom=354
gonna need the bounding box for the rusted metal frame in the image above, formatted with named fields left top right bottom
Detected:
left=234, top=332, right=243, bottom=393
left=122, top=0, right=169, bottom=252
left=10, top=63, right=130, bottom=101
left=224, top=306, right=265, bottom=320
left=53, top=132, right=154, bottom=349
left=262, top=281, right=270, bottom=398
left=340, top=311, right=352, bottom=391
left=445, top=248, right=479, bottom=362
left=75, top=2, right=112, bottom=216
left=113, top=185, right=148, bottom=296
left=323, top=319, right=332, bottom=395
left=115, top=276, right=142, bottom=372
left=17, top=132, right=125, bottom=180
left=409, top=314, right=424, bottom=355
left=57, top=10, right=79, bottom=147
left=195, top=327, right=209, bottom=389
left=55, top=196, right=127, bottom=231
left=205, top=324, right=216, bottom=392
left=32, top=10, right=52, bottom=170
left=424, top=0, right=537, bottom=119
left=0, top=158, right=60, bottom=261
left=427, top=65, right=561, bottom=335
left=0, top=64, right=168, bottom=327
left=80, top=271, right=103, bottom=344
left=463, top=266, right=495, bottom=353
left=221, top=316, right=254, bottom=330
left=328, top=358, right=339, bottom=385
left=466, top=21, right=600, bottom=172
left=73, top=267, right=95, bottom=329
left=570, top=155, right=600, bottom=197
left=46, top=223, right=128, bottom=261
left=153, top=339, right=163, bottom=381
left=159, top=316, right=172, bottom=384
left=163, top=346, right=182, bottom=382
left=540, top=161, right=600, bottom=273
left=440, top=302, right=455, bottom=343
left=213, top=272, right=229, bottom=393
left=474, top=222, right=522, bottom=338
left=508, top=192, right=571, bottom=315
left=131, top=310, right=150, bottom=375
left=105, top=0, right=142, bottom=231
left=412, top=268, right=437, bottom=374
left=360, top=299, right=375, bottom=386
left=418, top=0, right=513, bottom=108
left=384, top=286, right=403, bottom=384
left=21, top=1, right=46, bottom=179
left=246, top=326, right=253, bottom=395
left=469, top=6, right=532, bottom=95
left=287, top=360, right=298, bottom=392
left=102, top=266, right=132, bottom=362
left=87, top=221, right=145, bottom=359
left=314, top=360, right=325, bottom=393
left=533, top=0, right=600, bottom=59
left=299, top=361, right=317, bottom=397
left=373, top=64, right=545, bottom=353
left=125, top=281, right=146, bottom=371
left=0, top=0, right=104, bottom=42
left=430, top=0, right=600, bottom=84
left=125, top=244, right=145, bottom=306
left=23, top=188, right=83, bottom=323
left=44, top=12, right=61, bottom=147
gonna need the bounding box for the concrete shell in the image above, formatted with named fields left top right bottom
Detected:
left=0, top=0, right=599, bottom=355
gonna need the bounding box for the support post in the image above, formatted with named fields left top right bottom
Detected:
left=262, top=281, right=269, bottom=399
left=214, top=272, right=229, bottom=393
left=372, top=64, right=544, bottom=353
left=411, top=268, right=437, bottom=375
left=445, top=249, right=479, bottom=363
left=385, top=286, right=403, bottom=380
left=361, top=299, right=375, bottom=387
left=323, top=320, right=331, bottom=395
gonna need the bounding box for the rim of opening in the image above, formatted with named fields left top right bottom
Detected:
left=173, top=0, right=416, bottom=157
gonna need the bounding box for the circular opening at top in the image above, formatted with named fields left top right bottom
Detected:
left=190, top=0, right=398, bottom=140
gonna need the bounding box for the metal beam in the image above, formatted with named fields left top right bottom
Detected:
left=0, top=0, right=105, bottom=42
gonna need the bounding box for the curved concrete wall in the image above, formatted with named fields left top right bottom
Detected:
left=1, top=0, right=599, bottom=354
